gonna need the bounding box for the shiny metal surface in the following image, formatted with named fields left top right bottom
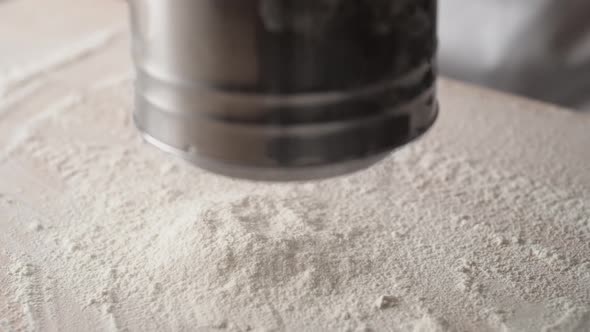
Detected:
left=128, top=0, right=438, bottom=181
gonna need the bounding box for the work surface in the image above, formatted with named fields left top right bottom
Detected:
left=1, top=1, right=590, bottom=331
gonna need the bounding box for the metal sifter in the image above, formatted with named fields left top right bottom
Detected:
left=128, top=0, right=438, bottom=180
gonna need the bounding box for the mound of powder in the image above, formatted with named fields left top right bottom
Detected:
left=0, top=78, right=589, bottom=331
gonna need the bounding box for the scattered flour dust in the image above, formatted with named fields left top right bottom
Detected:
left=0, top=80, right=589, bottom=332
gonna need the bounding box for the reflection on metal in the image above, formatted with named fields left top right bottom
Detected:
left=128, top=0, right=439, bottom=180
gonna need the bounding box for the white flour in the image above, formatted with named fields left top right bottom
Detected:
left=0, top=79, right=589, bottom=332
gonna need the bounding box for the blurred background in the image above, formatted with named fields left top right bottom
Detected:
left=439, top=0, right=590, bottom=111
left=2, top=0, right=590, bottom=111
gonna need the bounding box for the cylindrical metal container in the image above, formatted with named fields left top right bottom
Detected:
left=128, top=0, right=438, bottom=180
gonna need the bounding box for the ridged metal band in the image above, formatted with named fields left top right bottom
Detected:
left=129, top=0, right=438, bottom=180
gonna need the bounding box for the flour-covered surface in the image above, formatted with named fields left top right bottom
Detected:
left=1, top=2, right=590, bottom=332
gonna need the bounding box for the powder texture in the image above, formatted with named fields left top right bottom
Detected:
left=1, top=4, right=590, bottom=330
left=0, top=76, right=589, bottom=331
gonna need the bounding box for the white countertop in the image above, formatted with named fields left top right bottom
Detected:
left=1, top=1, right=589, bottom=331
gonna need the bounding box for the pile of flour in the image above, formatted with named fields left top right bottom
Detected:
left=1, top=79, right=589, bottom=331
